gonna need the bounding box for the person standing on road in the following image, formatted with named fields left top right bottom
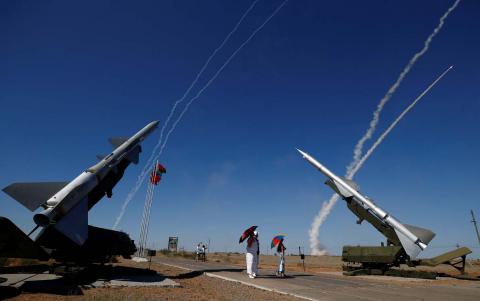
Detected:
left=276, top=241, right=286, bottom=278
left=246, top=230, right=259, bottom=278
left=201, top=244, right=207, bottom=262
left=254, top=231, right=260, bottom=275
left=195, top=243, right=202, bottom=261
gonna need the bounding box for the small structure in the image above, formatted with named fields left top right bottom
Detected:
left=168, top=237, right=178, bottom=253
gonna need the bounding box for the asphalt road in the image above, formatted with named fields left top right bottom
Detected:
left=152, top=256, right=480, bottom=301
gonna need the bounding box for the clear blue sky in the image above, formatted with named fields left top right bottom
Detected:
left=1, top=0, right=479, bottom=258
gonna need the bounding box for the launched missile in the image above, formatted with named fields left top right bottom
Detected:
left=3, top=121, right=159, bottom=245
left=297, top=148, right=434, bottom=259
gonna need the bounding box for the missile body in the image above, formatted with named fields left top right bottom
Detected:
left=297, top=148, right=428, bottom=259
left=32, top=121, right=159, bottom=240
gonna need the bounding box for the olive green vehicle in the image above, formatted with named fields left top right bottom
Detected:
left=340, top=185, right=474, bottom=279
left=340, top=188, right=472, bottom=279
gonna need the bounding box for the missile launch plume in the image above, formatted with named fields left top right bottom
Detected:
left=113, top=0, right=289, bottom=229
left=309, top=0, right=460, bottom=255
left=309, top=195, right=338, bottom=255
left=309, top=66, right=453, bottom=255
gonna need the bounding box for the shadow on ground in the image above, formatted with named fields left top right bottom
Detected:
left=169, top=266, right=315, bottom=281
left=0, top=264, right=165, bottom=297
left=171, top=268, right=244, bottom=280
left=0, top=286, right=20, bottom=300
left=255, top=274, right=314, bottom=279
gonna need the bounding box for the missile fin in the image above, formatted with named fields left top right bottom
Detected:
left=325, top=178, right=359, bottom=199
left=54, top=198, right=88, bottom=245
left=125, top=145, right=141, bottom=164
left=96, top=154, right=107, bottom=161
left=2, top=182, right=68, bottom=211
left=394, top=228, right=422, bottom=259
left=0, top=217, right=49, bottom=260
left=108, top=137, right=129, bottom=149
left=404, top=224, right=436, bottom=245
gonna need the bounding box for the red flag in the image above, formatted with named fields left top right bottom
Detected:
left=150, top=163, right=166, bottom=185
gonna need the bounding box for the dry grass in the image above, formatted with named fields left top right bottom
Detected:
left=203, top=252, right=343, bottom=273
left=184, top=252, right=480, bottom=277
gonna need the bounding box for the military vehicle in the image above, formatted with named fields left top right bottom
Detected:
left=298, top=149, right=474, bottom=279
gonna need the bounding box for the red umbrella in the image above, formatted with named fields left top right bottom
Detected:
left=271, top=235, right=286, bottom=248
left=239, top=225, right=257, bottom=243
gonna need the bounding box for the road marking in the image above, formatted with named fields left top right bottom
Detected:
left=154, top=260, right=194, bottom=271
left=152, top=259, right=321, bottom=301
left=204, top=272, right=320, bottom=301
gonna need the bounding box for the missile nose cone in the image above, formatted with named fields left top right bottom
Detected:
left=151, top=120, right=160, bottom=128
left=296, top=148, right=308, bottom=158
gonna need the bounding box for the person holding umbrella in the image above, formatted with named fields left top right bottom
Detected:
left=271, top=235, right=286, bottom=278
left=251, top=230, right=260, bottom=277
left=239, top=226, right=259, bottom=279
left=277, top=241, right=286, bottom=277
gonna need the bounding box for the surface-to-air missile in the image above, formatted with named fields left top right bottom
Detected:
left=297, top=148, right=434, bottom=259
left=0, top=121, right=158, bottom=263
left=297, top=149, right=473, bottom=278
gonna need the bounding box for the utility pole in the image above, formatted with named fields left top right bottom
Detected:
left=471, top=209, right=480, bottom=246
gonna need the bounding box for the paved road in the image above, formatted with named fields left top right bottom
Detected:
left=152, top=256, right=480, bottom=301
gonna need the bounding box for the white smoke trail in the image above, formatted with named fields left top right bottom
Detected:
left=309, top=0, right=460, bottom=255
left=347, top=0, right=461, bottom=175
left=309, top=194, right=338, bottom=255
left=113, top=0, right=260, bottom=230
left=126, top=0, right=262, bottom=201
left=309, top=66, right=453, bottom=255
left=155, top=0, right=290, bottom=157
left=113, top=0, right=289, bottom=229
left=349, top=66, right=453, bottom=176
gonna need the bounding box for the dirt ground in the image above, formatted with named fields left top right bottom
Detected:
left=3, top=259, right=300, bottom=301
left=3, top=254, right=479, bottom=300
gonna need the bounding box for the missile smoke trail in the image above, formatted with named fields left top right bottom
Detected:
left=350, top=66, right=453, bottom=176
left=309, top=66, right=453, bottom=255
left=309, top=195, right=338, bottom=255
left=153, top=0, right=260, bottom=163
left=347, top=0, right=461, bottom=175
left=120, top=0, right=261, bottom=213
left=113, top=0, right=289, bottom=229
left=155, top=0, right=290, bottom=158
left=113, top=0, right=260, bottom=230
left=309, top=0, right=461, bottom=255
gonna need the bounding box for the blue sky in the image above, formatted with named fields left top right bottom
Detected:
left=1, top=0, right=479, bottom=258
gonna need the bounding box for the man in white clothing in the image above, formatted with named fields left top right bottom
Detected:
left=246, top=230, right=259, bottom=278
